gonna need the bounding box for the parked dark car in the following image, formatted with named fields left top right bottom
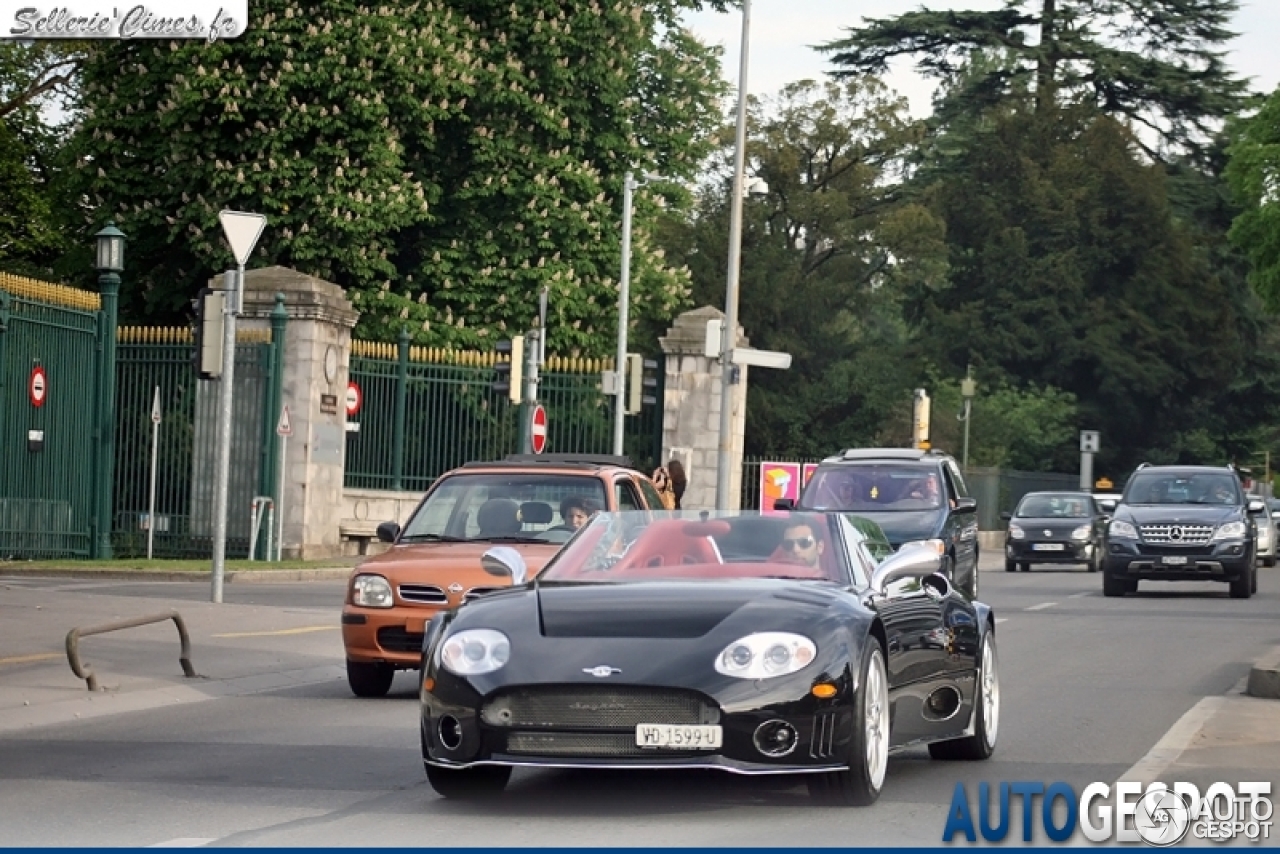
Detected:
left=776, top=449, right=980, bottom=598
left=1099, top=465, right=1261, bottom=598
left=1001, top=491, right=1106, bottom=573
left=418, top=510, right=999, bottom=807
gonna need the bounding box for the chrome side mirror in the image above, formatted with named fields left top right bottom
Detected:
left=1247, top=499, right=1265, bottom=514
left=871, top=540, right=943, bottom=594
left=481, top=546, right=528, bottom=586
left=1099, top=499, right=1117, bottom=513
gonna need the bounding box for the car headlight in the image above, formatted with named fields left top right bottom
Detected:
left=1008, top=524, right=1025, bottom=540
left=1212, top=521, right=1247, bottom=542
left=440, top=629, right=510, bottom=676
left=715, top=632, right=816, bottom=680
left=1071, top=524, right=1091, bottom=541
left=351, top=574, right=393, bottom=608
left=1109, top=520, right=1138, bottom=539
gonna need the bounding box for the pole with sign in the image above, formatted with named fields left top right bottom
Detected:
left=276, top=405, right=292, bottom=562
left=1080, top=431, right=1100, bottom=491
left=531, top=404, right=548, bottom=454
left=147, top=386, right=161, bottom=559
left=211, top=210, right=267, bottom=602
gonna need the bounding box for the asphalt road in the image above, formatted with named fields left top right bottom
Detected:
left=1, top=559, right=1278, bottom=847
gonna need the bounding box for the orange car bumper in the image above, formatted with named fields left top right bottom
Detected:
left=342, top=605, right=443, bottom=669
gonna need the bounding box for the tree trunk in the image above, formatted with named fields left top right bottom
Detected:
left=1035, top=0, right=1058, bottom=114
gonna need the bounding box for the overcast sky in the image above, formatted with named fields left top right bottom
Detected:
left=679, top=0, right=1280, bottom=117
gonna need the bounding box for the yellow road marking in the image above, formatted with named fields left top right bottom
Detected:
left=212, top=625, right=337, bottom=638
left=0, top=652, right=62, bottom=666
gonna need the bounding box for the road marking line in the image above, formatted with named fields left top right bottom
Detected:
left=1025, top=602, right=1058, bottom=611
left=994, top=618, right=1008, bottom=624
left=1118, top=696, right=1224, bottom=786
left=148, top=838, right=217, bottom=847
left=1068, top=591, right=1092, bottom=598
left=212, top=626, right=336, bottom=638
left=0, top=652, right=62, bottom=667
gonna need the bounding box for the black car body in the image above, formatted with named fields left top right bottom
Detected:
left=1001, top=491, right=1106, bottom=572
left=1101, top=465, right=1261, bottom=598
left=780, top=449, right=981, bottom=598
left=419, top=511, right=999, bottom=806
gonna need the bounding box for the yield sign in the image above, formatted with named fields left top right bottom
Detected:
left=530, top=404, right=548, bottom=454
left=276, top=405, right=293, bottom=437
left=218, top=209, right=268, bottom=266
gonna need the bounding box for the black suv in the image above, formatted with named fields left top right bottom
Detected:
left=1100, top=465, right=1261, bottom=598
left=777, top=448, right=980, bottom=597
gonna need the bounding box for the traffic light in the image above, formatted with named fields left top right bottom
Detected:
left=493, top=335, right=525, bottom=403
left=625, top=353, right=659, bottom=414
left=192, top=287, right=225, bottom=379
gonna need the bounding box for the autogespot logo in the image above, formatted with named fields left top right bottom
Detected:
left=943, top=781, right=1273, bottom=845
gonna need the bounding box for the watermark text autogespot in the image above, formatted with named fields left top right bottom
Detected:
left=3, top=2, right=246, bottom=41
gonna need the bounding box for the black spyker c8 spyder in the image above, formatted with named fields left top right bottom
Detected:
left=419, top=510, right=999, bottom=806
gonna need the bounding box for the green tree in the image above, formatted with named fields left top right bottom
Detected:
left=820, top=0, right=1247, bottom=159
left=66, top=0, right=726, bottom=356
left=1225, top=87, right=1280, bottom=311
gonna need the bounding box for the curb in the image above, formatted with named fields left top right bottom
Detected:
left=1247, top=646, right=1280, bottom=700
left=0, top=568, right=354, bottom=583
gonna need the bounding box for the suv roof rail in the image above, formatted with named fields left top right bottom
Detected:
left=838, top=448, right=940, bottom=461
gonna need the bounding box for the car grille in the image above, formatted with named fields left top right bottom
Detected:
left=376, top=626, right=424, bottom=653
left=1139, top=524, right=1213, bottom=545
left=504, top=732, right=703, bottom=758
left=398, top=584, right=447, bottom=604
left=464, top=587, right=499, bottom=602
left=481, top=686, right=719, bottom=729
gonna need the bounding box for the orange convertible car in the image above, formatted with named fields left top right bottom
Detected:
left=341, top=454, right=665, bottom=696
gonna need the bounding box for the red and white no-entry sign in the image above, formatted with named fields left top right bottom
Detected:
left=530, top=404, right=548, bottom=454
left=29, top=366, right=47, bottom=408
left=345, top=381, right=362, bottom=417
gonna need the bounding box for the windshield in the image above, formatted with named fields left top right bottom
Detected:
left=1016, top=494, right=1091, bottom=518
left=803, top=465, right=943, bottom=511
left=539, top=511, right=852, bottom=584
left=399, top=473, right=608, bottom=544
left=1123, top=472, right=1240, bottom=506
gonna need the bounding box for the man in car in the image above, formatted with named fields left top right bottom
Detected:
left=557, top=496, right=594, bottom=531
left=777, top=520, right=825, bottom=570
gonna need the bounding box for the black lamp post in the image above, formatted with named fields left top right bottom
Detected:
left=93, top=221, right=125, bottom=559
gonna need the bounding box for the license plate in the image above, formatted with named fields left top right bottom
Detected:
left=1161, top=556, right=1189, bottom=566
left=1032, top=543, right=1065, bottom=551
left=635, top=724, right=722, bottom=750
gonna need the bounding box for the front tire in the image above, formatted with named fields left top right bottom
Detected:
left=1004, top=558, right=1017, bottom=573
left=1103, top=572, right=1128, bottom=597
left=425, top=762, right=512, bottom=799
left=928, top=631, right=998, bottom=761
left=1230, top=568, right=1252, bottom=599
left=807, top=642, right=889, bottom=806
left=346, top=659, right=394, bottom=697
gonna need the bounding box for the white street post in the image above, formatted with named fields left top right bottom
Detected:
left=276, top=404, right=292, bottom=562
left=146, top=385, right=161, bottom=559
left=715, top=0, right=753, bottom=509
left=212, top=210, right=267, bottom=602
left=612, top=171, right=637, bottom=456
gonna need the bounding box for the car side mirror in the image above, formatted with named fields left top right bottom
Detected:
left=1000, top=511, right=1012, bottom=521
left=871, top=540, right=943, bottom=594
left=1099, top=499, right=1116, bottom=513
left=481, top=546, right=528, bottom=586
left=954, top=497, right=977, bottom=513
left=1247, top=499, right=1265, bottom=514
left=772, top=498, right=795, bottom=511
left=375, top=521, right=400, bottom=543
left=1272, top=511, right=1280, bottom=520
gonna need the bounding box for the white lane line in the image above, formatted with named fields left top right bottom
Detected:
left=1068, top=591, right=1093, bottom=598
left=148, top=839, right=216, bottom=848
left=1025, top=602, right=1058, bottom=611
left=994, top=618, right=1009, bottom=624
left=1117, top=696, right=1225, bottom=786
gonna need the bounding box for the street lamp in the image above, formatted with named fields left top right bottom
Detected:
left=612, top=170, right=664, bottom=457
left=714, top=0, right=754, bottom=510
left=92, top=222, right=126, bottom=559
left=959, top=366, right=976, bottom=471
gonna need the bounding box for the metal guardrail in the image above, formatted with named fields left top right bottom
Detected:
left=65, top=610, right=197, bottom=692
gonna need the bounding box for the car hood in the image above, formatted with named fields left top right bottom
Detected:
left=840, top=510, right=945, bottom=546
left=1011, top=516, right=1092, bottom=536
left=353, top=541, right=561, bottom=588
left=1116, top=505, right=1242, bottom=525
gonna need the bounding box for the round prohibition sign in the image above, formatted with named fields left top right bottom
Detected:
left=531, top=404, right=548, bottom=454
left=29, top=366, right=47, bottom=407
left=346, top=381, right=362, bottom=417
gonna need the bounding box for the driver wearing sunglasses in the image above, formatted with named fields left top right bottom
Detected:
left=778, top=521, right=824, bottom=569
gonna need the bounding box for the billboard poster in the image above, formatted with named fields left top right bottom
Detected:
left=759, top=462, right=801, bottom=513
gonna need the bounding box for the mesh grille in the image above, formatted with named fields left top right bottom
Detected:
left=376, top=626, right=424, bottom=653
left=505, top=732, right=704, bottom=757
left=482, top=686, right=718, bottom=729
left=398, top=584, right=447, bottom=604
left=1139, top=524, right=1214, bottom=545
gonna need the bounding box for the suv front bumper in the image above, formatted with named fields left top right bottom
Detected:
left=1104, top=539, right=1252, bottom=581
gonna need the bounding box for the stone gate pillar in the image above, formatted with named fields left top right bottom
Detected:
left=658, top=306, right=748, bottom=511
left=240, top=267, right=359, bottom=559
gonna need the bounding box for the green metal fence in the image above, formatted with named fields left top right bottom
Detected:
left=964, top=466, right=1082, bottom=531
left=345, top=338, right=664, bottom=493
left=0, top=275, right=103, bottom=559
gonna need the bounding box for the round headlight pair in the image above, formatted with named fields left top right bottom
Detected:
left=440, top=629, right=510, bottom=676
left=715, top=632, right=816, bottom=680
